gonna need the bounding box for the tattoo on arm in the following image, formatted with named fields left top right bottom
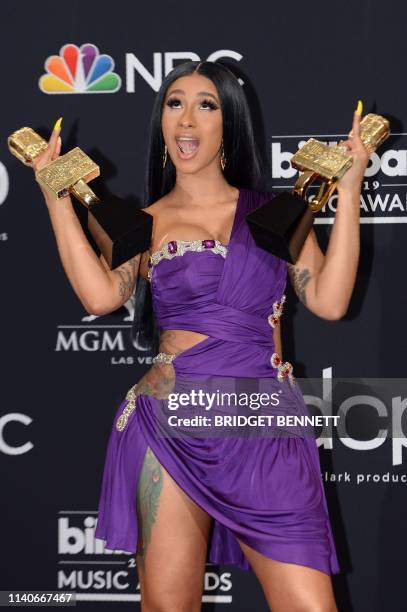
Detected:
left=288, top=264, right=311, bottom=305
left=112, top=256, right=138, bottom=300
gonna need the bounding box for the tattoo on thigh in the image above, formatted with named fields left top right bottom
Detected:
left=288, top=264, right=311, bottom=305
left=136, top=447, right=164, bottom=567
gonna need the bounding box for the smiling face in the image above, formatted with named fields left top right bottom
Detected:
left=161, top=72, right=223, bottom=175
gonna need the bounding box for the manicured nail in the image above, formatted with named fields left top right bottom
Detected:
left=355, top=100, right=363, bottom=116
left=53, top=116, right=63, bottom=131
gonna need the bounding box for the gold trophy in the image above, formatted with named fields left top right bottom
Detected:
left=246, top=114, right=390, bottom=263
left=7, top=127, right=152, bottom=270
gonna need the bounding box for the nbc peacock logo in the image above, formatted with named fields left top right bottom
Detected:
left=39, top=43, right=122, bottom=94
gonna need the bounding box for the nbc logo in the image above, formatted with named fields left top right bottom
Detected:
left=39, top=43, right=121, bottom=94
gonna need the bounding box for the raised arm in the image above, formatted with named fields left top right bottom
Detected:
left=30, top=119, right=141, bottom=316
left=287, top=105, right=370, bottom=320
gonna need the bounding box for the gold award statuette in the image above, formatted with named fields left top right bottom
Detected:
left=7, top=126, right=152, bottom=269
left=246, top=113, right=390, bottom=263
left=8, top=127, right=100, bottom=205
left=7, top=127, right=49, bottom=165
left=291, top=113, right=390, bottom=212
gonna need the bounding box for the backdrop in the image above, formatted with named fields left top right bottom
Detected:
left=1, top=1, right=406, bottom=610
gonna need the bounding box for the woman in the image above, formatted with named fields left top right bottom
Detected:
left=31, top=61, right=369, bottom=611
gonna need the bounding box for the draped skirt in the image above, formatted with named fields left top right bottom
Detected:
left=95, top=339, right=340, bottom=575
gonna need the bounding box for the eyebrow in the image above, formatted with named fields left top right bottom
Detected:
left=166, top=89, right=219, bottom=103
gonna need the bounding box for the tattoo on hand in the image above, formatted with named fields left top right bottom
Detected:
left=288, top=264, right=311, bottom=305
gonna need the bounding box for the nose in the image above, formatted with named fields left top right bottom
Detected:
left=179, top=104, right=195, bottom=128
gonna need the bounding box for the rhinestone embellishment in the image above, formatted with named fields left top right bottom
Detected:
left=270, top=353, right=295, bottom=385
left=116, top=352, right=177, bottom=432
left=267, top=294, right=286, bottom=328
left=152, top=352, right=176, bottom=364
left=147, top=239, right=228, bottom=281
left=116, top=383, right=138, bottom=432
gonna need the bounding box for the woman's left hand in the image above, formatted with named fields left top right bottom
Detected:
left=336, top=106, right=371, bottom=194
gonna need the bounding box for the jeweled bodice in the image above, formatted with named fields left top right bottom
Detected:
left=150, top=239, right=227, bottom=331
left=147, top=238, right=227, bottom=281
left=143, top=188, right=293, bottom=381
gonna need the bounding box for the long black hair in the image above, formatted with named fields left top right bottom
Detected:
left=131, top=60, right=267, bottom=353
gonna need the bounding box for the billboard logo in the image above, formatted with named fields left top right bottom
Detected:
left=57, top=512, right=233, bottom=602
left=271, top=134, right=407, bottom=224
left=39, top=43, right=121, bottom=94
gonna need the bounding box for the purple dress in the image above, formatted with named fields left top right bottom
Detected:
left=95, top=187, right=340, bottom=576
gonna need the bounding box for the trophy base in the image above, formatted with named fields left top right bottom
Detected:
left=87, top=200, right=153, bottom=270
left=245, top=192, right=314, bottom=264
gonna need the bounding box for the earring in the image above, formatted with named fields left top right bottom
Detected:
left=162, top=144, right=168, bottom=169
left=220, top=140, right=226, bottom=171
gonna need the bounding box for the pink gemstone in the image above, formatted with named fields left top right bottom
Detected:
left=202, top=239, right=215, bottom=248
left=168, top=241, right=178, bottom=254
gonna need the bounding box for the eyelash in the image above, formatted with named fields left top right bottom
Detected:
left=166, top=97, right=219, bottom=111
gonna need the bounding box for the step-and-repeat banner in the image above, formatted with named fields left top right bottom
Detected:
left=1, top=1, right=406, bottom=610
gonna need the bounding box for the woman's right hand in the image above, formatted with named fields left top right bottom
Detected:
left=27, top=117, right=63, bottom=201
left=22, top=116, right=140, bottom=316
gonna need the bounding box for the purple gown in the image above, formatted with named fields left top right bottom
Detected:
left=95, top=187, right=340, bottom=575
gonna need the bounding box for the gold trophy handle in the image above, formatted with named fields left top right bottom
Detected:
left=293, top=171, right=337, bottom=213
left=293, top=170, right=319, bottom=198
left=71, top=179, right=101, bottom=207
left=309, top=179, right=338, bottom=212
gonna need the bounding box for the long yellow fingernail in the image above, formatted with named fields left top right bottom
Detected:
left=53, top=116, right=63, bottom=131
left=355, top=100, right=363, bottom=116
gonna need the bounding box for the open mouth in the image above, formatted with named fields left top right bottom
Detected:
left=176, top=138, right=200, bottom=159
